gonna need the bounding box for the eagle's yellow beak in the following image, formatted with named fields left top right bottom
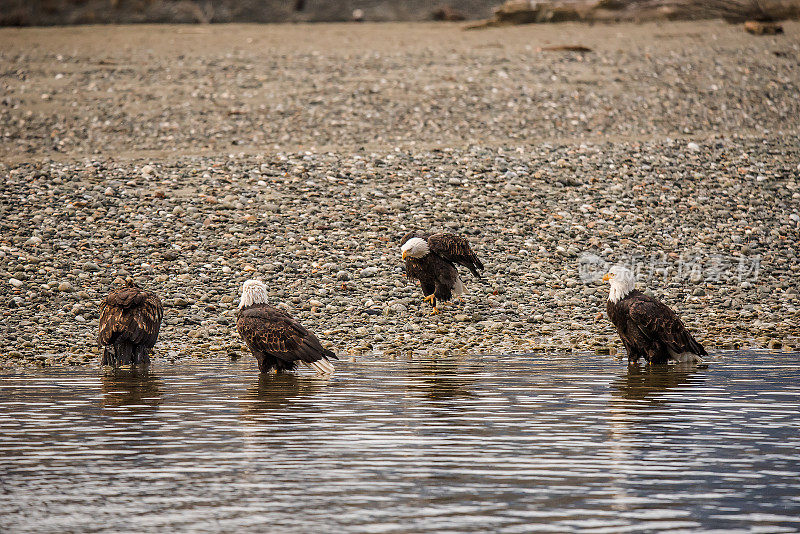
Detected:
left=602, top=273, right=612, bottom=282
left=402, top=250, right=408, bottom=260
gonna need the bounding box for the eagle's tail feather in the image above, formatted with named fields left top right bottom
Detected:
left=453, top=275, right=466, bottom=297
left=668, top=348, right=705, bottom=364
left=306, top=358, right=335, bottom=374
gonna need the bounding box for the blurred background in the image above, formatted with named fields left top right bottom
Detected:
left=2, top=0, right=799, bottom=27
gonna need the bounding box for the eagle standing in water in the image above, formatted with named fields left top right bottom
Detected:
left=236, top=280, right=337, bottom=374
left=98, top=277, right=163, bottom=367
left=603, top=266, right=707, bottom=365
left=400, top=231, right=484, bottom=314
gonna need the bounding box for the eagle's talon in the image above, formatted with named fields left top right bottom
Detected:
left=423, top=295, right=435, bottom=304
left=430, top=307, right=441, bottom=315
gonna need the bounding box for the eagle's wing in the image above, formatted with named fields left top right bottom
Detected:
left=237, top=307, right=337, bottom=364
left=426, top=233, right=484, bottom=278
left=98, top=289, right=163, bottom=348
left=98, top=297, right=121, bottom=346
left=628, top=296, right=707, bottom=356
left=133, top=292, right=163, bottom=348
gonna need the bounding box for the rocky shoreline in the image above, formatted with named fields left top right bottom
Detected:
left=1, top=22, right=799, bottom=367
left=3, top=137, right=798, bottom=368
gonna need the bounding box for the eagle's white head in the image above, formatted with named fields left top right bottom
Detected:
left=401, top=237, right=429, bottom=260
left=239, top=279, right=269, bottom=309
left=603, top=265, right=636, bottom=304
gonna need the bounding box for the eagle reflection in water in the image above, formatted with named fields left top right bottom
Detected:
left=612, top=363, right=706, bottom=402
left=240, top=373, right=328, bottom=418
left=405, top=359, right=479, bottom=402
left=101, top=368, right=162, bottom=414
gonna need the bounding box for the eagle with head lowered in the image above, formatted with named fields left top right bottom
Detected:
left=603, top=266, right=707, bottom=365
left=236, top=280, right=337, bottom=374
left=400, top=231, right=484, bottom=314
left=98, top=277, right=163, bottom=367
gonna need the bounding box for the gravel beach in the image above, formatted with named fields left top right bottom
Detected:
left=1, top=21, right=798, bottom=367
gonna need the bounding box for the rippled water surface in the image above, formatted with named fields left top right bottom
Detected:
left=2, top=352, right=799, bottom=533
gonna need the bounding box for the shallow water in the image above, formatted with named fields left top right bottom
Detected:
left=1, top=351, right=799, bottom=533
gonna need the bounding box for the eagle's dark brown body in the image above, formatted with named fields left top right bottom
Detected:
left=404, top=252, right=462, bottom=304
left=98, top=280, right=163, bottom=367
left=401, top=231, right=484, bottom=307
left=236, top=304, right=337, bottom=373
left=607, top=289, right=707, bottom=364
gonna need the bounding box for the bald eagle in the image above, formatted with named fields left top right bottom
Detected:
left=236, top=280, right=337, bottom=374
left=98, top=277, right=163, bottom=367
left=603, top=266, right=707, bottom=365
left=400, top=231, right=484, bottom=314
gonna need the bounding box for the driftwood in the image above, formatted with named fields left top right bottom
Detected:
left=466, top=1, right=587, bottom=28
left=540, top=44, right=593, bottom=51
left=744, top=20, right=784, bottom=32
